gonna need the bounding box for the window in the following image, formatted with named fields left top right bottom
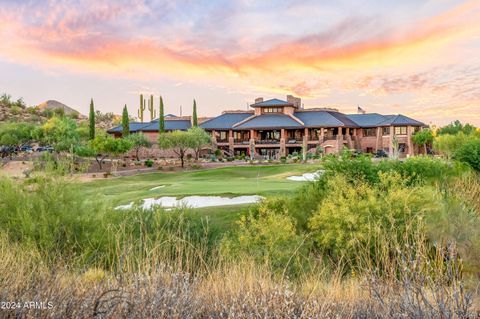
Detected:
left=218, top=131, right=228, bottom=141
left=363, top=128, right=376, bottom=137
left=262, top=107, right=283, bottom=113
left=382, top=127, right=390, bottom=135
left=394, top=126, right=407, bottom=135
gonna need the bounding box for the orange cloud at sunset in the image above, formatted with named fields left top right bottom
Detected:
left=0, top=0, right=479, bottom=125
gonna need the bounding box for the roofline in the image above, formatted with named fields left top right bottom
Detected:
left=233, top=125, right=303, bottom=130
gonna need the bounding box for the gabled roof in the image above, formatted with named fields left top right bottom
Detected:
left=107, top=119, right=191, bottom=133
left=346, top=113, right=388, bottom=127
left=378, top=114, right=426, bottom=127
left=346, top=113, right=426, bottom=127
left=250, top=98, right=294, bottom=108
left=141, top=119, right=191, bottom=131
left=107, top=122, right=149, bottom=133
left=234, top=114, right=303, bottom=129
left=199, top=112, right=253, bottom=130
left=294, top=111, right=359, bottom=127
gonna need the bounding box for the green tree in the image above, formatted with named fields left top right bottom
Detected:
left=42, top=116, right=79, bottom=152
left=412, top=128, right=433, bottom=154
left=122, top=105, right=130, bottom=137
left=454, top=139, right=480, bottom=171
left=127, top=133, right=152, bottom=161
left=158, top=130, right=195, bottom=167
left=192, top=99, right=198, bottom=127
left=159, top=96, right=165, bottom=133
left=437, top=120, right=476, bottom=136
left=188, top=127, right=211, bottom=160
left=89, top=133, right=132, bottom=170
left=433, top=132, right=470, bottom=159
left=89, top=98, right=95, bottom=140
left=0, top=122, right=37, bottom=147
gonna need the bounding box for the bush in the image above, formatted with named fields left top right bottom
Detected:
left=221, top=206, right=310, bottom=276
left=322, top=151, right=462, bottom=186
left=308, top=172, right=437, bottom=265
left=454, top=139, right=480, bottom=171
left=145, top=159, right=154, bottom=167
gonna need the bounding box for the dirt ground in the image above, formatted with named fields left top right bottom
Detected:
left=0, top=161, right=34, bottom=178
left=0, top=158, right=292, bottom=183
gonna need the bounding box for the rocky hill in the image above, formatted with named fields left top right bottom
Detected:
left=37, top=100, right=85, bottom=118
left=0, top=98, right=120, bottom=130
left=0, top=102, right=48, bottom=124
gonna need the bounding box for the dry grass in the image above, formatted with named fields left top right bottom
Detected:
left=1, top=233, right=478, bottom=319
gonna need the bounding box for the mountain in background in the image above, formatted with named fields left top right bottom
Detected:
left=0, top=96, right=119, bottom=129
left=37, top=100, right=85, bottom=118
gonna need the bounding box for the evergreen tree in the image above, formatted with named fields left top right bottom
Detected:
left=192, top=99, right=198, bottom=127
left=159, top=96, right=165, bottom=133
left=122, top=105, right=130, bottom=137
left=89, top=98, right=95, bottom=140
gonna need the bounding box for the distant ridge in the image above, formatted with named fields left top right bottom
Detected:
left=37, top=100, right=84, bottom=117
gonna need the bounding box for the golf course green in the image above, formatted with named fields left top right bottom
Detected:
left=78, top=164, right=320, bottom=234
left=79, top=164, right=319, bottom=206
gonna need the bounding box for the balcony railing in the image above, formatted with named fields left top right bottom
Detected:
left=216, top=138, right=228, bottom=143
left=234, top=139, right=250, bottom=145
left=286, top=139, right=302, bottom=144
left=256, top=139, right=280, bottom=144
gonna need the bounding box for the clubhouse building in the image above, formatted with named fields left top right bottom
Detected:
left=108, top=95, right=426, bottom=159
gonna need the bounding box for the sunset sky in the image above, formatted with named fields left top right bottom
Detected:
left=0, top=0, right=479, bottom=125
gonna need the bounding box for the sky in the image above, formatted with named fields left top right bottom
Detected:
left=0, top=0, right=479, bottom=126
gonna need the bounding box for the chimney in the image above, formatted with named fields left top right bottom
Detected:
left=287, top=95, right=302, bottom=109
left=254, top=97, right=264, bottom=104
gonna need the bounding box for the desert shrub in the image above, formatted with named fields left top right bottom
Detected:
left=145, top=159, right=154, bottom=167
left=221, top=203, right=310, bottom=276
left=102, top=206, right=212, bottom=273
left=0, top=175, right=105, bottom=263
left=308, top=172, right=439, bottom=266
left=322, top=152, right=379, bottom=183
left=322, top=151, right=462, bottom=186
left=454, top=139, right=480, bottom=171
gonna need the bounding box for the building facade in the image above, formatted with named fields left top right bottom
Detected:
left=199, top=96, right=426, bottom=159
left=108, top=95, right=426, bottom=159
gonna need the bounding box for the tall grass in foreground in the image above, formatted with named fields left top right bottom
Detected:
left=0, top=231, right=477, bottom=318
left=0, top=166, right=479, bottom=317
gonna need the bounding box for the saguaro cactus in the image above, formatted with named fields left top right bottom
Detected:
left=148, top=94, right=156, bottom=121
left=138, top=94, right=146, bottom=122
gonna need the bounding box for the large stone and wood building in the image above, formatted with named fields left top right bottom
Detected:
left=108, top=96, right=426, bottom=159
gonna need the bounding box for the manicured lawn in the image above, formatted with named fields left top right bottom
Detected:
left=79, top=164, right=317, bottom=206
left=78, top=164, right=318, bottom=235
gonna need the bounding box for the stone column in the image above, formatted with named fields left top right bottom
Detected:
left=320, top=128, right=325, bottom=142
left=211, top=129, right=217, bottom=148
left=337, top=127, right=343, bottom=154
left=280, top=129, right=286, bottom=157
left=389, top=126, right=394, bottom=156
left=249, top=130, right=256, bottom=159
left=407, top=126, right=413, bottom=156
left=375, top=127, right=381, bottom=152
left=228, top=129, right=234, bottom=154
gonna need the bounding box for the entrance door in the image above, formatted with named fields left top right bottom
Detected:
left=258, top=148, right=279, bottom=160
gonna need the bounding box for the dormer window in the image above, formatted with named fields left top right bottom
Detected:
left=262, top=107, right=283, bottom=114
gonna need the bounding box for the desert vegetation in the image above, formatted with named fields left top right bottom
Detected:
left=1, top=149, right=479, bottom=317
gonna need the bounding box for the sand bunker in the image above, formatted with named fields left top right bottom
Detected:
left=150, top=185, right=166, bottom=191
left=115, top=195, right=264, bottom=210
left=287, top=170, right=324, bottom=181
